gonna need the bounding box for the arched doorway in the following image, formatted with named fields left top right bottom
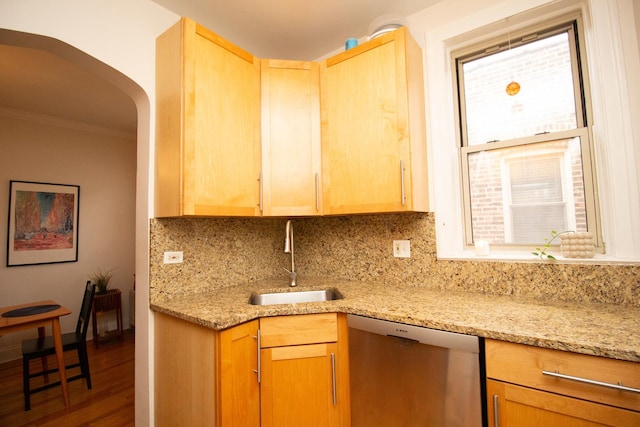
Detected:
left=0, top=28, right=150, bottom=423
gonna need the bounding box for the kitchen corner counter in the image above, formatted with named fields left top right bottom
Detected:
left=150, top=278, right=640, bottom=362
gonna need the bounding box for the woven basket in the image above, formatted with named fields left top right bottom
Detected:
left=560, top=232, right=595, bottom=258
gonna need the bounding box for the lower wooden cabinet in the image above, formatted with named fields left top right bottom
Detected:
left=154, top=312, right=350, bottom=427
left=154, top=312, right=219, bottom=426
left=485, top=339, right=640, bottom=427
left=487, top=379, right=639, bottom=426
left=217, top=319, right=260, bottom=427
left=259, top=313, right=350, bottom=427
left=261, top=342, right=341, bottom=426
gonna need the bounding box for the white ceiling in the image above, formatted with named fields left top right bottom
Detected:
left=0, top=0, right=440, bottom=135
left=151, top=0, right=439, bottom=60
left=0, top=43, right=138, bottom=136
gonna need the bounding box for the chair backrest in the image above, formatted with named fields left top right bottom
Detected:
left=76, top=280, right=96, bottom=339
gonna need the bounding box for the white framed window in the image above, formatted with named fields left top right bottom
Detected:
left=421, top=0, right=640, bottom=262
left=454, top=19, right=600, bottom=251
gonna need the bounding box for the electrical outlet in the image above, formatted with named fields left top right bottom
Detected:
left=393, top=240, right=411, bottom=258
left=163, top=251, right=183, bottom=264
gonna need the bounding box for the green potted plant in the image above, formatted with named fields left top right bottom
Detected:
left=532, top=230, right=574, bottom=261
left=89, top=267, right=114, bottom=295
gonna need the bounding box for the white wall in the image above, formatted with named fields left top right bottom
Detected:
left=0, top=114, right=136, bottom=344
left=635, top=0, right=640, bottom=57
left=0, top=1, right=177, bottom=425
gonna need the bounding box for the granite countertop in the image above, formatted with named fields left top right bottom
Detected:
left=150, top=277, right=640, bottom=363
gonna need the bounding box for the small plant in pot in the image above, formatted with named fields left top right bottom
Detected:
left=532, top=230, right=574, bottom=261
left=89, top=267, right=114, bottom=295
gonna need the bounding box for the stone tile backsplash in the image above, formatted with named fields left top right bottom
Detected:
left=150, top=213, right=639, bottom=306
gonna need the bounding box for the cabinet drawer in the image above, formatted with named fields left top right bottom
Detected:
left=486, top=339, right=640, bottom=412
left=260, top=313, right=337, bottom=348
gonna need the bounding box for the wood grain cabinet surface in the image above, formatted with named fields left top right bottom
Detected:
left=260, top=313, right=350, bottom=427
left=155, top=18, right=429, bottom=218
left=217, top=319, right=261, bottom=427
left=155, top=17, right=261, bottom=217
left=154, top=312, right=219, bottom=426
left=260, top=60, right=322, bottom=216
left=485, top=339, right=640, bottom=427
left=320, top=27, right=429, bottom=215
left=154, top=312, right=350, bottom=427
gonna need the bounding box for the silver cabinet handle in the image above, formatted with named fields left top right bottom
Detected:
left=253, top=330, right=261, bottom=383
left=542, top=370, right=640, bottom=393
left=258, top=172, right=263, bottom=213
left=331, top=353, right=337, bottom=406
left=315, top=173, right=320, bottom=212
left=492, top=394, right=499, bottom=427
left=400, top=160, right=406, bottom=205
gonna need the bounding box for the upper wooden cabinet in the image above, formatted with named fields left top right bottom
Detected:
left=155, top=17, right=261, bottom=217
left=320, top=27, right=429, bottom=215
left=260, top=60, right=322, bottom=216
left=154, top=19, right=430, bottom=217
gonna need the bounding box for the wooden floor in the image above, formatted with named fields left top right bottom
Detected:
left=0, top=330, right=135, bottom=426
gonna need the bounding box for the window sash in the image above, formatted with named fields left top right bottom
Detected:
left=456, top=21, right=587, bottom=148
left=460, top=128, right=598, bottom=248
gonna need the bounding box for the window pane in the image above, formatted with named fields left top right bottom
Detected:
left=462, top=33, right=577, bottom=146
left=467, top=138, right=587, bottom=244
left=511, top=204, right=566, bottom=242
left=510, top=157, right=562, bottom=204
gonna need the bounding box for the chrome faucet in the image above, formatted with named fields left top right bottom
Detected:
left=284, top=219, right=297, bottom=287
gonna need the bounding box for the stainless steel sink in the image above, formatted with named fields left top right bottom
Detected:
left=249, top=288, right=342, bottom=306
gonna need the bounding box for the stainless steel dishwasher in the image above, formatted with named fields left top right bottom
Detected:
left=348, top=314, right=486, bottom=427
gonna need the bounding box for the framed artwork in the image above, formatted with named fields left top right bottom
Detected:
left=7, top=180, right=80, bottom=267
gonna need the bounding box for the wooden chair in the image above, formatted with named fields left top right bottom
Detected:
left=21, top=281, right=96, bottom=410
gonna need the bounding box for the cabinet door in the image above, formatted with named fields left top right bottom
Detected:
left=261, top=59, right=322, bottom=216
left=217, top=320, right=260, bottom=427
left=320, top=27, right=428, bottom=215
left=260, top=343, right=342, bottom=427
left=488, top=379, right=640, bottom=427
left=155, top=17, right=261, bottom=217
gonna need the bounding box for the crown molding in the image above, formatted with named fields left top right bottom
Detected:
left=0, top=105, right=135, bottom=140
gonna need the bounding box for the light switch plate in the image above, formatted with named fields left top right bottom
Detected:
left=393, top=240, right=411, bottom=258
left=163, top=251, right=183, bottom=264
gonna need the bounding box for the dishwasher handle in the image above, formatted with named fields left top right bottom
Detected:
left=347, top=314, right=479, bottom=354
left=387, top=334, right=420, bottom=345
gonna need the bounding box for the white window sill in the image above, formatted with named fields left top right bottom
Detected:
left=439, top=250, right=640, bottom=265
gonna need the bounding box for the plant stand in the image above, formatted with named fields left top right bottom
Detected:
left=92, top=288, right=123, bottom=348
